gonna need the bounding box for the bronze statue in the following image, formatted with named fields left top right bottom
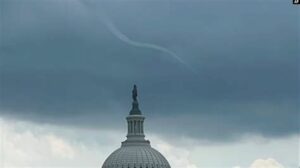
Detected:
left=132, top=84, right=138, bottom=101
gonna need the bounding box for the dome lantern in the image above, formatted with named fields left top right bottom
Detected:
left=123, top=85, right=148, bottom=145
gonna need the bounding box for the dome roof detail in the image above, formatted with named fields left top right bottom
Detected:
left=101, top=85, right=171, bottom=168
left=102, top=146, right=171, bottom=168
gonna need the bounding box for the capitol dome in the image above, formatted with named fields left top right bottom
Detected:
left=102, top=85, right=171, bottom=168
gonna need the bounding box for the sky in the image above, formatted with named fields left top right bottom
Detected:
left=0, top=0, right=299, bottom=168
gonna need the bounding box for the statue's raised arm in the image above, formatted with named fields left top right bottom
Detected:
left=132, top=84, right=138, bottom=101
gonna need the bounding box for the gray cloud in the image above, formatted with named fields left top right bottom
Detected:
left=0, top=0, right=299, bottom=141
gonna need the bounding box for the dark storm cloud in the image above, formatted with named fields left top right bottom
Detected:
left=0, top=0, right=299, bottom=141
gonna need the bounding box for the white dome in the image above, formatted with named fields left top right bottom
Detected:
left=102, top=144, right=171, bottom=168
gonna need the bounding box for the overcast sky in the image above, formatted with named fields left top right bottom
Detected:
left=0, top=0, right=299, bottom=168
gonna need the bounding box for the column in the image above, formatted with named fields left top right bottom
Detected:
left=137, top=120, right=139, bottom=134
left=139, top=121, right=142, bottom=134
left=139, top=120, right=142, bottom=134
left=141, top=120, right=144, bottom=134
left=134, top=120, right=136, bottom=134
left=130, top=121, right=133, bottom=134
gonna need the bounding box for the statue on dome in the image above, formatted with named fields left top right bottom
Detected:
left=132, top=84, right=138, bottom=101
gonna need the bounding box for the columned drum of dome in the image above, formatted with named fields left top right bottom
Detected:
left=102, top=85, right=171, bottom=168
